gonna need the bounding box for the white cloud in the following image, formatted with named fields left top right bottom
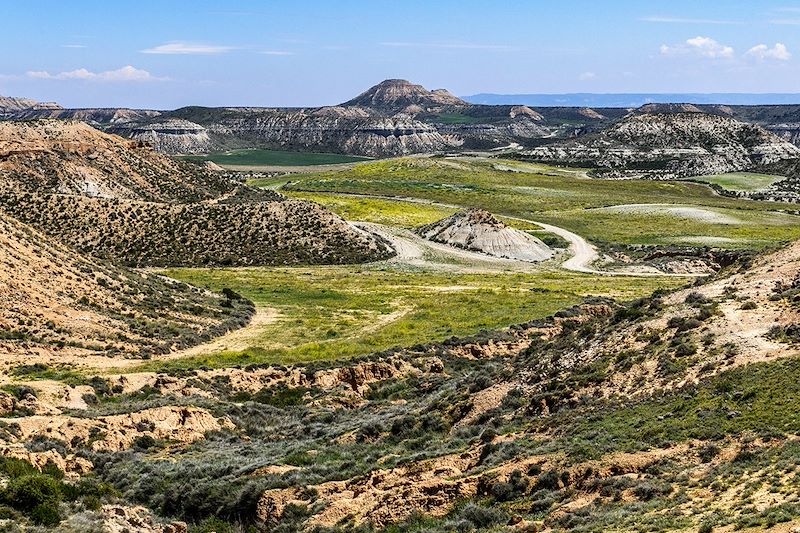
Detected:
left=660, top=36, right=734, bottom=59
left=27, top=65, right=163, bottom=82
left=260, top=50, right=294, bottom=56
left=746, top=43, right=792, bottom=60
left=641, top=16, right=739, bottom=25
left=141, top=42, right=235, bottom=55
left=61, top=44, right=87, bottom=49
left=578, top=71, right=596, bottom=81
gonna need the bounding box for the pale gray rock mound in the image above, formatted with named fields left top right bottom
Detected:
left=417, top=209, right=553, bottom=262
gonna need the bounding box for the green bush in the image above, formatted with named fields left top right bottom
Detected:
left=3, top=474, right=61, bottom=512
left=30, top=502, right=61, bottom=526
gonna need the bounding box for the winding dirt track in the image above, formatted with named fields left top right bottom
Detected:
left=357, top=222, right=541, bottom=273
left=313, top=192, right=698, bottom=277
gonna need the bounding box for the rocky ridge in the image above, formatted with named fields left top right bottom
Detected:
left=2, top=81, right=614, bottom=156
left=524, top=112, right=800, bottom=178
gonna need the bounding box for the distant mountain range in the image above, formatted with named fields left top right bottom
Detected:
left=463, top=93, right=800, bottom=107
left=5, top=80, right=800, bottom=158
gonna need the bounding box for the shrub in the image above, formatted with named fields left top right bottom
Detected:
left=675, top=342, right=698, bottom=357
left=29, top=502, right=61, bottom=526
left=685, top=292, right=709, bottom=305
left=193, top=516, right=236, bottom=533
left=456, top=503, right=508, bottom=529
left=698, top=444, right=721, bottom=463
left=133, top=435, right=157, bottom=450
left=632, top=480, right=672, bottom=501
left=252, top=386, right=309, bottom=407
left=3, top=474, right=62, bottom=512
left=536, top=469, right=562, bottom=491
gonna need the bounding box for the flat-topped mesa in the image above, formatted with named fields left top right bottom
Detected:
left=342, top=79, right=467, bottom=110
left=0, top=95, right=62, bottom=115
left=417, top=208, right=553, bottom=262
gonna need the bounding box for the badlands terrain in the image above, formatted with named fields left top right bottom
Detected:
left=0, top=82, right=798, bottom=532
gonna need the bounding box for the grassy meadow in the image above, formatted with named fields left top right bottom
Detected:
left=150, top=267, right=684, bottom=370
left=263, top=157, right=800, bottom=249
left=689, top=172, right=786, bottom=192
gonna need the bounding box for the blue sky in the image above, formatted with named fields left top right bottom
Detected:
left=1, top=0, right=799, bottom=108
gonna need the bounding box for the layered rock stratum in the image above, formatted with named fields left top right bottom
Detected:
left=524, top=112, right=800, bottom=178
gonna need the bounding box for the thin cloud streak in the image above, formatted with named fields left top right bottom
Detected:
left=770, top=18, right=800, bottom=24
left=141, top=42, right=237, bottom=55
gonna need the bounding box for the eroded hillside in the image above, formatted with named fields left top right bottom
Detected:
left=1, top=233, right=797, bottom=531
left=0, top=211, right=254, bottom=362
left=0, top=120, right=393, bottom=266
left=525, top=112, right=800, bottom=179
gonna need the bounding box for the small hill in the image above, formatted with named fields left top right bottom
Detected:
left=1, top=191, right=393, bottom=267
left=0, top=119, right=232, bottom=202
left=0, top=119, right=394, bottom=266
left=0, top=211, right=254, bottom=360
left=417, top=209, right=553, bottom=262
left=342, top=79, right=467, bottom=111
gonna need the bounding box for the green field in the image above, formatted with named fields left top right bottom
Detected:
left=286, top=191, right=457, bottom=228
left=430, top=112, right=485, bottom=124
left=150, top=267, right=683, bottom=370
left=183, top=148, right=370, bottom=167
left=689, top=172, right=786, bottom=192
left=263, top=157, right=800, bottom=249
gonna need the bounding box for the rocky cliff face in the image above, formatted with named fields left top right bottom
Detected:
left=524, top=112, right=800, bottom=178
left=201, top=107, right=456, bottom=157
left=108, top=118, right=213, bottom=154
